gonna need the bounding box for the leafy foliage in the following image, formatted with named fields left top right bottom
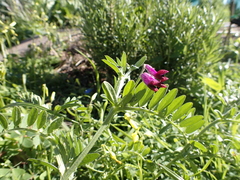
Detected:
left=0, top=53, right=224, bottom=180
left=78, top=0, right=224, bottom=90
left=0, top=0, right=239, bottom=179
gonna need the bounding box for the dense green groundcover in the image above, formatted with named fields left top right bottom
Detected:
left=0, top=0, right=240, bottom=179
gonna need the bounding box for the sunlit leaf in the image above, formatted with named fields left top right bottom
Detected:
left=202, top=77, right=222, bottom=91
left=142, top=147, right=151, bottom=156
left=172, top=102, right=193, bottom=121
left=139, top=88, right=155, bottom=107
left=122, top=80, right=135, bottom=97
left=157, top=89, right=178, bottom=113
left=180, top=115, right=203, bottom=127
left=12, top=106, right=21, bottom=126
left=186, top=108, right=196, bottom=117
left=103, top=56, right=120, bottom=74
left=0, top=114, right=8, bottom=129
left=148, top=87, right=167, bottom=110
left=27, top=108, right=38, bottom=126
left=102, top=81, right=117, bottom=106
left=80, top=153, right=100, bottom=166
left=134, top=56, right=147, bottom=68
left=37, top=110, right=48, bottom=129
left=192, top=141, right=207, bottom=152
left=32, top=135, right=41, bottom=147
left=12, top=168, right=26, bottom=179
left=0, top=169, right=11, bottom=178
left=166, top=95, right=186, bottom=116
left=21, top=137, right=33, bottom=148
left=28, top=158, right=59, bottom=171
left=47, top=117, right=63, bottom=133
left=157, top=163, right=184, bottom=180
left=185, top=120, right=205, bottom=134
left=121, top=52, right=127, bottom=72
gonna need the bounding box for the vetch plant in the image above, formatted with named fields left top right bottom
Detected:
left=59, top=53, right=205, bottom=179
left=0, top=53, right=210, bottom=179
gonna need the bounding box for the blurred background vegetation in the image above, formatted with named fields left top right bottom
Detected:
left=0, top=0, right=234, bottom=102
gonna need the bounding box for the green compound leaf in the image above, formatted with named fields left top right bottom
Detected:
left=47, top=117, right=64, bottom=134
left=133, top=56, right=147, bottom=69
left=192, top=141, right=207, bottom=152
left=121, top=52, right=127, bottom=72
left=185, top=120, right=205, bottom=134
left=202, top=77, right=222, bottom=91
left=187, top=107, right=196, bottom=117
left=27, top=108, right=38, bottom=126
left=172, top=102, right=193, bottom=121
left=37, top=110, right=48, bottom=129
left=102, top=81, right=118, bottom=106
left=180, top=115, right=203, bottom=127
left=0, top=114, right=8, bottom=129
left=179, top=115, right=205, bottom=134
left=12, top=106, right=21, bottom=126
left=148, top=87, right=167, bottom=110
left=157, top=88, right=178, bottom=113
left=102, top=56, right=120, bottom=74
left=130, top=82, right=146, bottom=105
left=28, top=158, right=59, bottom=171
left=139, top=88, right=155, bottom=107
left=21, top=137, right=34, bottom=148
left=122, top=80, right=135, bottom=97
left=157, top=163, right=184, bottom=180
left=141, top=147, right=151, bottom=156
left=166, top=95, right=186, bottom=116
left=80, top=153, right=100, bottom=166
left=119, top=93, right=133, bottom=106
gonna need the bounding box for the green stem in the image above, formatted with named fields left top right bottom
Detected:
left=115, top=75, right=126, bottom=98
left=165, top=119, right=240, bottom=169
left=196, top=119, right=240, bottom=139
left=61, top=107, right=117, bottom=180
left=75, top=50, right=101, bottom=94
left=121, top=107, right=157, bottom=115
left=166, top=143, right=191, bottom=168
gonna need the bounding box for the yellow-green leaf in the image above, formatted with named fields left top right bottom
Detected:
left=12, top=106, right=21, bottom=126
left=192, top=141, right=207, bottom=152
left=123, top=80, right=135, bottom=97
left=185, top=120, right=205, bottom=134
left=102, top=81, right=117, bottom=106
left=172, top=102, right=193, bottom=121
left=202, top=77, right=222, bottom=91
left=157, top=88, right=178, bottom=113
left=180, top=115, right=203, bottom=127
left=37, top=110, right=48, bottom=129
left=139, top=88, right=154, bottom=107
left=0, top=114, right=8, bottom=129
left=27, top=108, right=38, bottom=126
left=148, top=87, right=167, bottom=110
left=166, top=95, right=186, bottom=116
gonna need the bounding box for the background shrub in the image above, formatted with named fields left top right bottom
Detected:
left=78, top=0, right=225, bottom=94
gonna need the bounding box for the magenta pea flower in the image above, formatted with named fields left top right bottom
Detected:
left=140, top=64, right=169, bottom=92
left=145, top=64, right=169, bottom=80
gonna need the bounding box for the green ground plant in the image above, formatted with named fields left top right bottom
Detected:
left=0, top=0, right=239, bottom=179
left=0, top=53, right=239, bottom=179
left=0, top=0, right=82, bottom=45
left=0, top=54, right=206, bottom=179
left=199, top=61, right=240, bottom=179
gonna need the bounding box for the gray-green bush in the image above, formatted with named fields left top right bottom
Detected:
left=78, top=0, right=224, bottom=89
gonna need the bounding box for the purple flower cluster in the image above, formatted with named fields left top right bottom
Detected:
left=140, top=64, right=169, bottom=92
